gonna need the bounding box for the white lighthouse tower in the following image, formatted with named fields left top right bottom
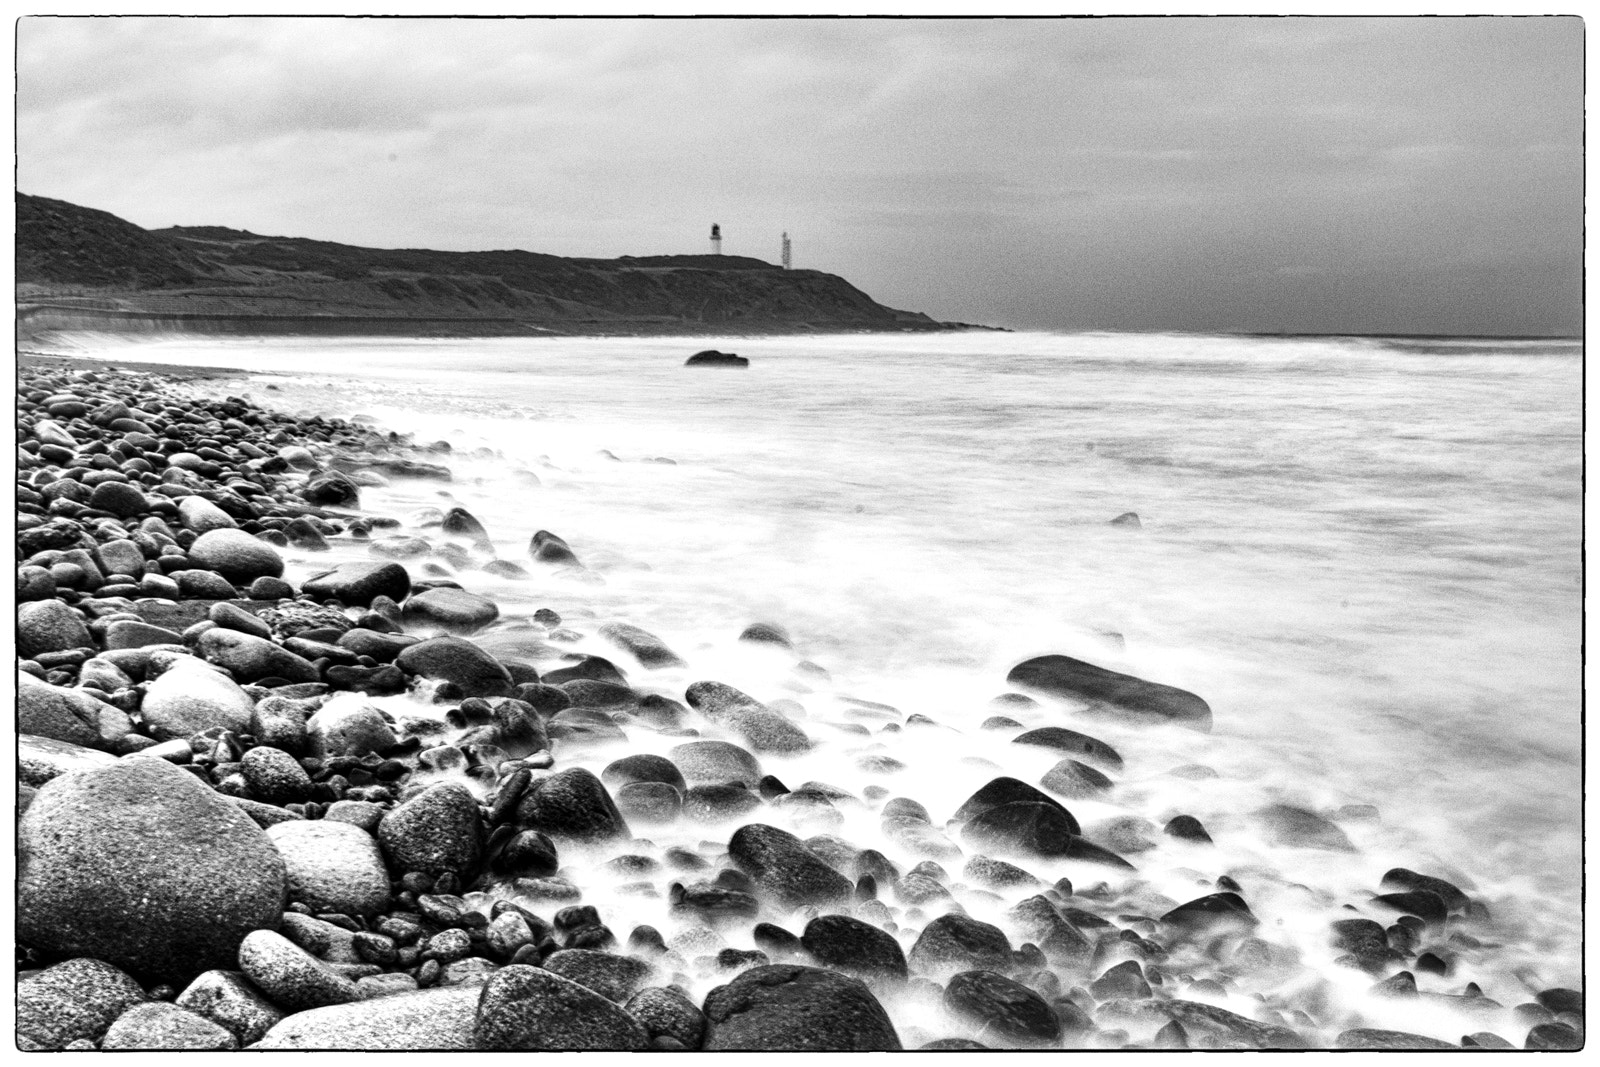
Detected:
left=781, top=232, right=792, bottom=270
left=710, top=223, right=722, bottom=255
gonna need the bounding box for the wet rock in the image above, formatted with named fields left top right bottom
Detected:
left=728, top=823, right=853, bottom=908
left=1336, top=1028, right=1458, bottom=1050
left=402, top=587, right=500, bottom=635
left=266, top=821, right=391, bottom=916
left=252, top=986, right=481, bottom=1049
left=198, top=627, right=320, bottom=684
left=396, top=636, right=515, bottom=698
left=1091, top=959, right=1151, bottom=1001
left=961, top=801, right=1082, bottom=858
left=1372, top=889, right=1448, bottom=925
left=239, top=744, right=313, bottom=803
left=301, top=561, right=411, bottom=608
left=188, top=528, right=285, bottom=583
left=672, top=739, right=763, bottom=786
left=514, top=767, right=630, bottom=843
left=1525, top=1022, right=1583, bottom=1050
left=801, top=914, right=908, bottom=980
left=1040, top=758, right=1116, bottom=799
left=1006, top=654, right=1211, bottom=731
left=964, top=854, right=1043, bottom=889
left=1536, top=988, right=1584, bottom=1015
left=599, top=622, right=687, bottom=668
left=305, top=699, right=397, bottom=758
left=19, top=672, right=128, bottom=750
left=1163, top=814, right=1212, bottom=843
left=528, top=530, right=583, bottom=568
left=101, top=1001, right=239, bottom=1050
left=18, top=756, right=287, bottom=985
left=18, top=599, right=93, bottom=658
left=238, top=929, right=358, bottom=1012
left=542, top=949, right=656, bottom=1003
left=87, top=480, right=149, bottom=518
left=303, top=472, right=360, bottom=507
left=473, top=964, right=649, bottom=1049
left=615, top=781, right=683, bottom=824
left=1254, top=804, right=1355, bottom=851
left=1160, top=892, right=1258, bottom=936
left=177, top=495, right=238, bottom=533
left=685, top=349, right=749, bottom=367
left=701, top=964, right=901, bottom=1050
left=602, top=753, right=686, bottom=791
left=626, top=986, right=705, bottom=1048
left=1011, top=726, right=1123, bottom=770
left=140, top=658, right=257, bottom=741
left=16, top=957, right=147, bottom=1049
left=686, top=680, right=813, bottom=753
left=1380, top=867, right=1470, bottom=911
left=953, top=776, right=1079, bottom=829
left=738, top=622, right=793, bottom=649
left=378, top=782, right=484, bottom=880
left=907, top=914, right=1014, bottom=978
left=684, top=783, right=764, bottom=823
left=440, top=506, right=492, bottom=546
left=175, top=970, right=285, bottom=1046
left=944, top=969, right=1062, bottom=1046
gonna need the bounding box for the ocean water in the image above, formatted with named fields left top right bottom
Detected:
left=57, top=329, right=1582, bottom=1040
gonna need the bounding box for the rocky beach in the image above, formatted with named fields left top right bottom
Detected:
left=14, top=350, right=1583, bottom=1052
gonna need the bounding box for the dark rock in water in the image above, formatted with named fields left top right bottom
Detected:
left=964, top=854, right=1042, bottom=890
left=982, top=715, right=1023, bottom=731
left=487, top=829, right=560, bottom=879
left=302, top=561, right=411, bottom=607
left=701, top=964, right=900, bottom=1050
left=302, top=472, right=360, bottom=507
left=474, top=964, right=649, bottom=1050
left=1462, top=1031, right=1516, bottom=1049
left=457, top=698, right=548, bottom=759
left=1163, top=814, right=1213, bottom=843
left=1525, top=1023, right=1583, bottom=1051
left=514, top=767, right=630, bottom=844
left=1380, top=867, right=1470, bottom=911
left=1011, top=726, right=1123, bottom=771
left=1328, top=918, right=1392, bottom=973
left=684, top=783, right=763, bottom=823
left=1254, top=804, right=1355, bottom=851
left=728, top=824, right=853, bottom=908
left=529, top=530, right=582, bottom=568
left=738, top=622, right=792, bottom=649
left=1109, top=511, right=1141, bottom=527
left=1536, top=988, right=1584, bottom=1015
left=559, top=678, right=638, bottom=708
left=1006, top=654, right=1211, bottom=731
left=602, top=754, right=686, bottom=791
left=598, top=622, right=686, bottom=669
left=801, top=914, right=909, bottom=980
left=685, top=350, right=749, bottom=368
left=1369, top=970, right=1417, bottom=998
left=18, top=756, right=287, bottom=985
left=377, top=782, right=484, bottom=880
left=396, top=636, right=514, bottom=698
left=686, top=680, right=812, bottom=754
left=440, top=507, right=492, bottom=547
left=953, top=777, right=1079, bottom=831
left=961, top=801, right=1080, bottom=858
left=1152, top=1000, right=1309, bottom=1049
left=1058, top=837, right=1136, bottom=870
left=402, top=587, right=500, bottom=635
left=542, top=654, right=627, bottom=686
left=1372, top=890, right=1448, bottom=925
left=1336, top=1028, right=1458, bottom=1050
left=615, top=782, right=683, bottom=824
left=17, top=957, right=148, bottom=1049
left=944, top=969, right=1062, bottom=1046
left=1160, top=892, right=1257, bottom=935
left=542, top=949, right=656, bottom=1004
left=1039, top=758, right=1115, bottom=799
left=907, top=914, right=1014, bottom=978
left=626, top=986, right=705, bottom=1049
left=672, top=740, right=762, bottom=786
left=753, top=922, right=803, bottom=958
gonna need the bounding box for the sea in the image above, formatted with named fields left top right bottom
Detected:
left=46, top=328, right=1583, bottom=1041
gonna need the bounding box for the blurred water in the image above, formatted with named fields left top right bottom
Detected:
left=64, top=329, right=1583, bottom=1028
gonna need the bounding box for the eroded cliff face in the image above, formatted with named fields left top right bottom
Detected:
left=18, top=193, right=953, bottom=337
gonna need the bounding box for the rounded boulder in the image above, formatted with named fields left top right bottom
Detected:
left=266, top=820, right=392, bottom=916
left=701, top=964, right=901, bottom=1050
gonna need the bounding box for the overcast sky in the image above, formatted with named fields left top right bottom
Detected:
left=17, top=16, right=1582, bottom=335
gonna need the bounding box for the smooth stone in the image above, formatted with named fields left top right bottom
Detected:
left=473, top=965, right=649, bottom=1049
left=1161, top=892, right=1258, bottom=935
left=188, top=528, right=285, bottom=583
left=305, top=698, right=398, bottom=758
left=176, top=495, right=238, bottom=533
left=402, top=587, right=500, bottom=635
left=907, top=914, right=1014, bottom=978
left=626, top=986, right=706, bottom=1048
left=1336, top=1027, right=1458, bottom=1050
left=801, top=914, right=908, bottom=980
left=953, top=776, right=1078, bottom=831
left=16, top=957, right=147, bottom=1049
left=197, top=627, right=320, bottom=684
left=728, top=823, right=853, bottom=908
left=961, top=801, right=1081, bottom=858
left=602, top=753, right=687, bottom=791
left=87, top=481, right=149, bottom=518
left=615, top=782, right=683, bottom=824
left=598, top=621, right=687, bottom=668
left=209, top=600, right=274, bottom=639
left=140, top=658, right=256, bottom=742
left=1254, top=804, right=1356, bottom=851
left=671, top=739, right=763, bottom=786
left=1040, top=758, right=1116, bottom=799
left=1010, top=726, right=1124, bottom=770
left=1006, top=653, right=1212, bottom=731
left=301, top=561, right=412, bottom=608
left=1380, top=867, right=1470, bottom=911
left=738, top=622, right=793, bottom=649
left=378, top=782, right=484, bottom=879
left=266, top=821, right=392, bottom=916
left=19, top=672, right=129, bottom=750
left=101, top=1002, right=239, bottom=1050
left=944, top=969, right=1062, bottom=1046
left=18, top=756, right=288, bottom=984
left=104, top=619, right=186, bottom=649
left=19, top=733, right=120, bottom=787
left=175, top=970, right=286, bottom=1046
left=396, top=636, right=515, bottom=698
left=528, top=530, right=583, bottom=568
left=701, top=964, right=901, bottom=1050
left=18, top=599, right=93, bottom=657
left=238, top=930, right=358, bottom=1013
left=513, top=767, right=630, bottom=843
left=542, top=949, right=657, bottom=1003
left=252, top=986, right=480, bottom=1049
left=685, top=680, right=812, bottom=753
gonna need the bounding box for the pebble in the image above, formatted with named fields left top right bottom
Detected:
left=238, top=929, right=359, bottom=1012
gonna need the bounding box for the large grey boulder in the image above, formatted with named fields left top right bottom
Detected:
left=300, top=560, right=411, bottom=607
left=378, top=781, right=483, bottom=879
left=266, top=821, right=391, bottom=916
left=18, top=599, right=92, bottom=657
left=17, top=756, right=287, bottom=984
left=187, top=528, right=285, bottom=583
left=19, top=733, right=119, bottom=788
left=101, top=1002, right=239, bottom=1050
left=16, top=958, right=147, bottom=1050
left=198, top=627, right=320, bottom=684
left=177, top=495, right=238, bottom=533
left=396, top=636, right=515, bottom=698
left=140, top=658, right=256, bottom=742
left=251, top=987, right=480, bottom=1049
left=473, top=965, right=650, bottom=1050
left=701, top=964, right=901, bottom=1050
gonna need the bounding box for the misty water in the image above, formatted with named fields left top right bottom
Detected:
left=58, top=329, right=1581, bottom=1044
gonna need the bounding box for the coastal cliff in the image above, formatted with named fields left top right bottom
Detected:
left=18, top=194, right=980, bottom=339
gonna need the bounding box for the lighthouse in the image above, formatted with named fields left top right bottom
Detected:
left=710, top=223, right=722, bottom=255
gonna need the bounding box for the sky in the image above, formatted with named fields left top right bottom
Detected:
left=15, top=16, right=1583, bottom=335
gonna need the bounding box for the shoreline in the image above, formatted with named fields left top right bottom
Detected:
left=14, top=359, right=1582, bottom=1051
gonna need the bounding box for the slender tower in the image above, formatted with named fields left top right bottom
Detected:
left=710, top=223, right=722, bottom=255
left=781, top=231, right=792, bottom=270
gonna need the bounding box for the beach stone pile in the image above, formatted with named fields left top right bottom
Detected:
left=14, top=362, right=1581, bottom=1051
